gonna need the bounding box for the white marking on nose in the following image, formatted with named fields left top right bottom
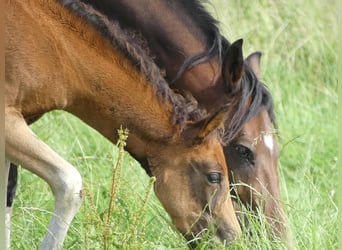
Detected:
left=263, top=134, right=274, bottom=153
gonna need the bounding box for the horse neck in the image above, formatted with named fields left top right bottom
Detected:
left=66, top=41, right=177, bottom=147
left=87, top=0, right=224, bottom=109
left=36, top=0, right=177, bottom=150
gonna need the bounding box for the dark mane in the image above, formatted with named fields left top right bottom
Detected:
left=172, top=0, right=277, bottom=139
left=166, top=1, right=277, bottom=128
left=247, top=72, right=277, bottom=130
left=226, top=62, right=277, bottom=142
left=170, top=0, right=226, bottom=83
left=59, top=0, right=206, bottom=126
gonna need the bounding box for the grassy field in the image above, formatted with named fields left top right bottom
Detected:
left=10, top=0, right=337, bottom=249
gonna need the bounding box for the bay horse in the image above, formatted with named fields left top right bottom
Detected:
left=5, top=0, right=241, bottom=248
left=79, top=0, right=290, bottom=243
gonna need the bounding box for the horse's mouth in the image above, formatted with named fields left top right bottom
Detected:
left=183, top=213, right=237, bottom=248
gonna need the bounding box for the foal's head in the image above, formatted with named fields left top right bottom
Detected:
left=147, top=105, right=241, bottom=247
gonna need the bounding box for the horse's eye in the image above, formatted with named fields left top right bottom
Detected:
left=207, top=172, right=222, bottom=183
left=234, top=144, right=255, bottom=165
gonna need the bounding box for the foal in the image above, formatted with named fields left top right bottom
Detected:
left=5, top=0, right=240, bottom=248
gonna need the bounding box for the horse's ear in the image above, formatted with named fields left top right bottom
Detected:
left=245, top=51, right=262, bottom=78
left=183, top=104, right=230, bottom=145
left=222, top=39, right=244, bottom=93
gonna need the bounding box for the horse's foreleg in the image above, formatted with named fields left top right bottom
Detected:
left=4, top=160, right=10, bottom=250
left=5, top=108, right=83, bottom=250
left=5, top=162, right=18, bottom=250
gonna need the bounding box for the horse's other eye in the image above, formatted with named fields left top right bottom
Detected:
left=207, top=172, right=222, bottom=183
left=234, top=144, right=255, bottom=165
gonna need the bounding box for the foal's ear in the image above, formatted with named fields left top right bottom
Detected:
left=245, top=51, right=262, bottom=79
left=183, top=104, right=230, bottom=145
left=222, top=39, right=244, bottom=93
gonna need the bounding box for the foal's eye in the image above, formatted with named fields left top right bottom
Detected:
left=207, top=172, right=222, bottom=183
left=234, top=144, right=255, bottom=165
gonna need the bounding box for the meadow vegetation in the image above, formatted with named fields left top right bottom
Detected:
left=10, top=0, right=337, bottom=249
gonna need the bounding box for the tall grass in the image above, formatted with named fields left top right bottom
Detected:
left=10, top=0, right=337, bottom=249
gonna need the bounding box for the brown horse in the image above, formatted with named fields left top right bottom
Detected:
left=5, top=0, right=241, bottom=248
left=79, top=0, right=290, bottom=243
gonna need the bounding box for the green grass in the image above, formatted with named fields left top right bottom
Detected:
left=10, top=0, right=337, bottom=249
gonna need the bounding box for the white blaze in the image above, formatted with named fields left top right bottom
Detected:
left=263, top=133, right=274, bottom=153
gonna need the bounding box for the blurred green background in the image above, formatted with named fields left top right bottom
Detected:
left=10, top=0, right=337, bottom=249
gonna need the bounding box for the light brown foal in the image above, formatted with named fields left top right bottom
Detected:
left=5, top=0, right=240, bottom=249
